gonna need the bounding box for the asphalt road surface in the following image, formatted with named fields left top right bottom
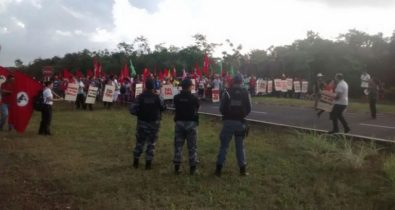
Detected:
left=196, top=101, right=395, bottom=142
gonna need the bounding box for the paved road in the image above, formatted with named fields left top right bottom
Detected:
left=197, top=102, right=395, bottom=141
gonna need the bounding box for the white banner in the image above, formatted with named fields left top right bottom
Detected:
left=191, top=79, right=196, bottom=94
left=161, top=84, right=174, bottom=100
left=65, top=83, right=78, bottom=102
left=286, top=78, right=293, bottom=90
left=212, top=88, right=220, bottom=103
left=103, top=85, right=115, bottom=102
left=301, top=81, right=309, bottom=93
left=135, top=83, right=143, bottom=97
left=267, top=80, right=273, bottom=93
left=317, top=90, right=336, bottom=112
left=256, top=79, right=267, bottom=94
left=293, top=81, right=301, bottom=93
left=85, top=86, right=98, bottom=104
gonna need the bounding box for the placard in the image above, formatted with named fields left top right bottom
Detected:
left=212, top=88, right=220, bottom=103
left=191, top=79, right=196, bottom=94
left=301, top=81, right=309, bottom=93
left=274, top=79, right=282, bottom=91
left=64, top=83, right=78, bottom=102
left=135, top=83, right=143, bottom=97
left=267, top=80, right=273, bottom=93
left=317, top=90, right=336, bottom=112
left=103, top=85, right=115, bottom=102
left=286, top=78, right=293, bottom=90
left=281, top=80, right=288, bottom=92
left=161, top=84, right=174, bottom=100
left=85, top=86, right=98, bottom=104
left=293, top=81, right=301, bottom=93
left=256, top=79, right=267, bottom=94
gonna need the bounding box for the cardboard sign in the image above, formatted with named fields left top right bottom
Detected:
left=212, top=88, right=220, bottom=103
left=294, top=81, right=301, bottom=93
left=135, top=83, right=143, bottom=97
left=281, top=80, right=288, bottom=92
left=64, top=83, right=78, bottom=102
left=191, top=79, right=196, bottom=94
left=286, top=78, right=293, bottom=90
left=274, top=79, right=282, bottom=91
left=256, top=79, right=267, bottom=94
left=85, top=86, right=98, bottom=104
left=317, top=90, right=336, bottom=112
left=103, top=85, right=115, bottom=102
left=161, top=84, right=174, bottom=100
left=301, top=81, right=309, bottom=93
left=267, top=80, right=273, bottom=93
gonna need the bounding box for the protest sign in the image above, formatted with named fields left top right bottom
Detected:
left=161, top=84, right=174, bottom=100
left=301, top=81, right=309, bottom=93
left=65, top=83, right=78, bottom=102
left=135, top=83, right=143, bottom=97
left=103, top=85, right=115, bottom=102
left=212, top=88, right=220, bottom=102
left=317, top=90, right=336, bottom=112
left=85, top=86, right=98, bottom=104
left=294, top=81, right=301, bottom=93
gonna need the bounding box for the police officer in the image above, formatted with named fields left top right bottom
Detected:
left=132, top=79, right=166, bottom=169
left=215, top=74, right=251, bottom=176
left=173, top=78, right=200, bottom=175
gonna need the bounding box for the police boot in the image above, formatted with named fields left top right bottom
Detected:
left=190, top=166, right=197, bottom=175
left=174, top=164, right=180, bottom=175
left=133, top=158, right=139, bottom=169
left=145, top=160, right=152, bottom=170
left=215, top=165, right=222, bottom=177
left=240, top=166, right=249, bottom=176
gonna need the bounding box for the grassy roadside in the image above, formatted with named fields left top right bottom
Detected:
left=253, top=96, right=395, bottom=114
left=0, top=105, right=395, bottom=209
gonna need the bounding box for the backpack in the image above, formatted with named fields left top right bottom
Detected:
left=33, top=90, right=44, bottom=111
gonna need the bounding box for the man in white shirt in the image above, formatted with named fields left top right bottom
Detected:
left=329, top=73, right=350, bottom=134
left=39, top=81, right=54, bottom=135
left=360, top=71, right=371, bottom=94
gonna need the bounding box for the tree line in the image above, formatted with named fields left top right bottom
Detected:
left=10, top=30, right=395, bottom=99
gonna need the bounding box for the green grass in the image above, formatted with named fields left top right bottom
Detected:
left=1, top=104, right=395, bottom=209
left=253, top=96, right=395, bottom=114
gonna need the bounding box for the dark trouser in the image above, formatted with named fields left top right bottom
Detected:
left=173, top=121, right=198, bottom=166
left=39, top=104, right=52, bottom=135
left=76, top=94, right=86, bottom=109
left=103, top=102, right=112, bottom=109
left=134, top=120, right=160, bottom=161
left=369, top=98, right=377, bottom=119
left=330, top=104, right=349, bottom=132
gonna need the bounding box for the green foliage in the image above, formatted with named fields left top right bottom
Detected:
left=384, top=155, right=395, bottom=183
left=15, top=29, right=395, bottom=99
left=1, top=105, right=395, bottom=209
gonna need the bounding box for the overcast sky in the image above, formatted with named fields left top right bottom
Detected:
left=1, top=0, right=395, bottom=66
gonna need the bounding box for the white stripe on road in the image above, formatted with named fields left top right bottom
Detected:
left=360, top=123, right=395, bottom=129
left=251, top=111, right=267, bottom=114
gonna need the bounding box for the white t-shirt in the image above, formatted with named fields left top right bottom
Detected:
left=43, top=87, right=53, bottom=105
left=335, top=80, right=348, bottom=106
left=360, top=73, right=371, bottom=88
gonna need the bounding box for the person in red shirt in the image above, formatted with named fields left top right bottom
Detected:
left=0, top=75, right=15, bottom=131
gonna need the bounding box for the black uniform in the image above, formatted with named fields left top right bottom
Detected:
left=173, top=90, right=200, bottom=170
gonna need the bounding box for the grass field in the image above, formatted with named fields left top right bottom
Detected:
left=252, top=96, right=395, bottom=114
left=1, top=104, right=395, bottom=209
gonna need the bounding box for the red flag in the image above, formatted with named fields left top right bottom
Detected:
left=195, top=64, right=202, bottom=78
left=163, top=68, right=169, bottom=79
left=93, top=58, right=101, bottom=78
left=158, top=71, right=164, bottom=81
left=87, top=69, right=94, bottom=78
left=123, top=64, right=130, bottom=79
left=9, top=71, right=43, bottom=133
left=75, top=69, right=83, bottom=78
left=182, top=69, right=187, bottom=80
left=143, top=68, right=150, bottom=81
left=63, top=69, right=73, bottom=80
left=0, top=66, right=10, bottom=80
left=203, top=53, right=209, bottom=77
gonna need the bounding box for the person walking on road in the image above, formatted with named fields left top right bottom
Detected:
left=329, top=73, right=350, bottom=134
left=368, top=78, right=379, bottom=119
left=173, top=78, right=200, bottom=175
left=215, top=74, right=252, bottom=177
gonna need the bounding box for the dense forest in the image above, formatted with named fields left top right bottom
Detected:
left=8, top=29, right=395, bottom=99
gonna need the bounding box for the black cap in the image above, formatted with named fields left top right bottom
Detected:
left=181, top=78, right=192, bottom=89
left=145, top=79, right=155, bottom=90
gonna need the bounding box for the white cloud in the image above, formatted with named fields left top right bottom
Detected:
left=87, top=0, right=395, bottom=57
left=11, top=17, right=25, bottom=28
left=55, top=29, right=72, bottom=36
